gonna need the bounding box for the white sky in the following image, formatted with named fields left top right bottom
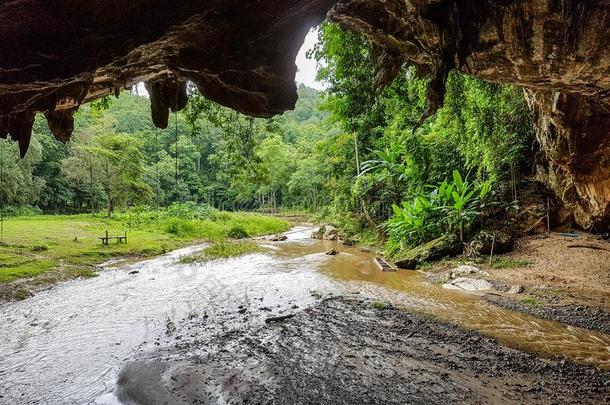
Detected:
left=295, top=28, right=326, bottom=90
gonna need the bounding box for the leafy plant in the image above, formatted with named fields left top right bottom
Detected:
left=444, top=170, right=489, bottom=242
left=383, top=169, right=493, bottom=254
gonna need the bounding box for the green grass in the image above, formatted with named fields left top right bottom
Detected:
left=520, top=296, right=542, bottom=308
left=0, top=257, right=56, bottom=283
left=180, top=241, right=264, bottom=263
left=0, top=211, right=289, bottom=288
left=371, top=300, right=389, bottom=310
left=490, top=257, right=530, bottom=269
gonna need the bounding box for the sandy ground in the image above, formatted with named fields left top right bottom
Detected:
left=427, top=231, right=610, bottom=334
left=115, top=297, right=610, bottom=405
left=486, top=232, right=610, bottom=308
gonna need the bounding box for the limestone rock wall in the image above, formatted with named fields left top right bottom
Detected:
left=526, top=90, right=610, bottom=228
left=0, top=0, right=335, bottom=153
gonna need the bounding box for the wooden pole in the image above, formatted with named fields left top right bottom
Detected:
left=354, top=131, right=360, bottom=176
left=546, top=196, right=551, bottom=232
left=174, top=113, right=179, bottom=194
left=489, top=231, right=496, bottom=266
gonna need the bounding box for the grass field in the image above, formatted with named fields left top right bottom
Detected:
left=0, top=211, right=289, bottom=295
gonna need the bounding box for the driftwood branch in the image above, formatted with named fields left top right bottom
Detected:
left=567, top=244, right=610, bottom=252
left=265, top=314, right=295, bottom=323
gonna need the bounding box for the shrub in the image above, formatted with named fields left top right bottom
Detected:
left=227, top=225, right=249, bottom=239
left=165, top=218, right=197, bottom=237
left=384, top=170, right=493, bottom=254
left=1, top=205, right=43, bottom=217
left=166, top=202, right=216, bottom=220
left=180, top=241, right=262, bottom=263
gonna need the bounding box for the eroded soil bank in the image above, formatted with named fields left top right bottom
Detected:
left=426, top=231, right=610, bottom=335
left=116, top=297, right=610, bottom=405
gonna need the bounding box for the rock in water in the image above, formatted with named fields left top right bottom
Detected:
left=269, top=234, right=287, bottom=242
left=325, top=249, right=339, bottom=256
left=323, top=225, right=339, bottom=241
left=507, top=285, right=525, bottom=294
left=395, top=235, right=462, bottom=269
left=311, top=226, right=325, bottom=240
left=443, top=277, right=493, bottom=292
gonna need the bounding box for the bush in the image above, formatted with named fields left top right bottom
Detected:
left=166, top=202, right=216, bottom=220
left=165, top=218, right=198, bottom=237
left=1, top=205, right=43, bottom=217
left=227, top=225, right=249, bottom=239
left=384, top=170, right=492, bottom=254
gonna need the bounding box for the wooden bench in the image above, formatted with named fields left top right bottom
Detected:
left=100, top=231, right=127, bottom=245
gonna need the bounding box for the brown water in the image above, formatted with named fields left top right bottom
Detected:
left=0, top=226, right=609, bottom=405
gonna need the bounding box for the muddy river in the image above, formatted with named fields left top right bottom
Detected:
left=0, top=226, right=609, bottom=404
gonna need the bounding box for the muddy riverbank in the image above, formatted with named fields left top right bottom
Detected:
left=423, top=231, right=610, bottom=335
left=483, top=293, right=610, bottom=335
left=116, top=296, right=610, bottom=405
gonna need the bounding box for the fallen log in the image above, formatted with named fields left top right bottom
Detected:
left=265, top=314, right=295, bottom=323
left=567, top=244, right=610, bottom=252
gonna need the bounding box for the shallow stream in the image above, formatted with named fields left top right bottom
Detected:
left=1, top=226, right=609, bottom=404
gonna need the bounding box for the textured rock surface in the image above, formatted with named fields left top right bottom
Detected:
left=330, top=0, right=610, bottom=226
left=395, top=234, right=462, bottom=269
left=0, top=0, right=335, bottom=144
left=443, top=277, right=493, bottom=292
left=526, top=90, right=610, bottom=227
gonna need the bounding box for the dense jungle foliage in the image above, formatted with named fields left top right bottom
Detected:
left=0, top=23, right=534, bottom=256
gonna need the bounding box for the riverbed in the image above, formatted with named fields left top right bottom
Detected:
left=0, top=226, right=609, bottom=404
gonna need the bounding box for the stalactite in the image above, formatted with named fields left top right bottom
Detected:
left=45, top=108, right=77, bottom=143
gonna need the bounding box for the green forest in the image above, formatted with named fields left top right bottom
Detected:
left=0, top=23, right=534, bottom=258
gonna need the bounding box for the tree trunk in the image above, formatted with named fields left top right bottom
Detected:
left=107, top=199, right=113, bottom=218
left=89, top=159, right=95, bottom=215
left=353, top=131, right=361, bottom=175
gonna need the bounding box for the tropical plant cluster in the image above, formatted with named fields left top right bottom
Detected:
left=384, top=171, right=491, bottom=256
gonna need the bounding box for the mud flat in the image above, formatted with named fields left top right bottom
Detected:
left=116, top=297, right=610, bottom=405
left=484, top=293, right=610, bottom=335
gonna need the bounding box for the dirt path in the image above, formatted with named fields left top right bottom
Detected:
left=116, top=297, right=610, bottom=405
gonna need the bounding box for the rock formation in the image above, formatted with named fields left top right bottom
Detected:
left=0, top=0, right=335, bottom=147
left=1, top=0, right=609, bottom=225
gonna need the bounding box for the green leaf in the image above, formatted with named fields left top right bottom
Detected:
left=452, top=170, right=463, bottom=190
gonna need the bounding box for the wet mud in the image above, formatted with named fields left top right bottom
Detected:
left=484, top=293, right=610, bottom=335
left=117, top=297, right=610, bottom=405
